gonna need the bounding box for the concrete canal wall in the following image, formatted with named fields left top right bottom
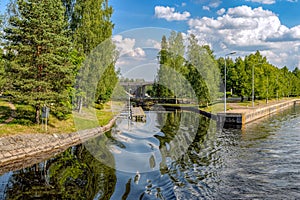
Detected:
left=219, top=99, right=300, bottom=126
left=161, top=99, right=300, bottom=127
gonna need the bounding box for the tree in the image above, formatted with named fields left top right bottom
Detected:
left=155, top=35, right=172, bottom=98
left=232, top=57, right=250, bottom=101
left=0, top=15, right=5, bottom=93
left=0, top=48, right=5, bottom=93
left=155, top=32, right=190, bottom=103
left=187, top=34, right=210, bottom=104
left=187, top=34, right=220, bottom=104
left=292, top=67, right=300, bottom=96
left=70, top=0, right=117, bottom=111
left=4, top=0, right=75, bottom=124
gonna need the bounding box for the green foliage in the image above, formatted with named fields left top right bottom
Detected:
left=94, top=102, right=104, bottom=110
left=154, top=32, right=220, bottom=105
left=0, top=16, right=6, bottom=93
left=69, top=0, right=118, bottom=111
left=4, top=0, right=76, bottom=123
left=95, top=64, right=119, bottom=104
left=4, top=144, right=116, bottom=199
left=186, top=34, right=220, bottom=104
left=0, top=48, right=5, bottom=93
left=218, top=50, right=300, bottom=101
left=155, top=31, right=190, bottom=99
left=13, top=104, right=36, bottom=125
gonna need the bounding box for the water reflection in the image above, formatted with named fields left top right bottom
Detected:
left=1, top=144, right=116, bottom=199
left=1, top=106, right=300, bottom=199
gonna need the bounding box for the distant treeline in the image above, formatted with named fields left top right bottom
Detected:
left=152, top=32, right=300, bottom=105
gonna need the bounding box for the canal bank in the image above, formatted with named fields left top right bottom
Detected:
left=0, top=116, right=117, bottom=174
left=218, top=99, right=300, bottom=126
left=1, top=99, right=299, bottom=173
left=161, top=99, right=300, bottom=128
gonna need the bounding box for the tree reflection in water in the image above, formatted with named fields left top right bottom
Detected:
left=2, top=111, right=217, bottom=199
left=3, top=134, right=116, bottom=200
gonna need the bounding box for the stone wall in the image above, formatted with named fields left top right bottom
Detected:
left=0, top=116, right=117, bottom=174
left=244, top=100, right=297, bottom=123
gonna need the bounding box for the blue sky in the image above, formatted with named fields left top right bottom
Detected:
left=1, top=0, right=300, bottom=80
left=109, top=0, right=300, bottom=80
left=110, top=0, right=300, bottom=33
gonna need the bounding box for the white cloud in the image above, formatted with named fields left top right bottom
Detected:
left=266, top=25, right=300, bottom=42
left=203, top=6, right=210, bottom=11
left=155, top=6, right=191, bottom=21
left=248, top=0, right=298, bottom=3
left=197, top=0, right=222, bottom=10
left=227, top=6, right=274, bottom=17
left=113, top=35, right=146, bottom=58
left=217, top=8, right=226, bottom=15
left=246, top=0, right=276, bottom=4
left=182, top=2, right=187, bottom=7
left=187, top=5, right=300, bottom=69
left=145, top=39, right=161, bottom=49
left=209, top=0, right=222, bottom=8
left=130, top=47, right=145, bottom=57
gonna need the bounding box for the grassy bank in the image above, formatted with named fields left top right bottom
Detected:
left=0, top=99, right=11, bottom=124
left=0, top=98, right=120, bottom=136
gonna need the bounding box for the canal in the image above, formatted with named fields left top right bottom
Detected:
left=0, top=105, right=300, bottom=199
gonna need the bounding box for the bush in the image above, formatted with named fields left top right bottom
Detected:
left=94, top=103, right=104, bottom=110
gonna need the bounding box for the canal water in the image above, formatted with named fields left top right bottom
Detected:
left=0, top=105, right=300, bottom=199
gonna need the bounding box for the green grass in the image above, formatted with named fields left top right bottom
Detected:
left=73, top=101, right=122, bottom=131
left=0, top=100, right=116, bottom=136
left=0, top=99, right=11, bottom=123
left=201, top=103, right=225, bottom=113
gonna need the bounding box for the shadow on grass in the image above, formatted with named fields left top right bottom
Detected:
left=0, top=106, right=11, bottom=123
left=8, top=105, right=36, bottom=126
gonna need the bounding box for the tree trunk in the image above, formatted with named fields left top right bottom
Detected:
left=36, top=105, right=40, bottom=124
left=78, top=96, right=83, bottom=113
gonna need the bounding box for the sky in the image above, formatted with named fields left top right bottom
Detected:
left=109, top=0, right=300, bottom=80
left=1, top=0, right=300, bottom=80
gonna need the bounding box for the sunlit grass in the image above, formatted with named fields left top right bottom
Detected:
left=0, top=115, right=76, bottom=136
left=0, top=100, right=117, bottom=136
left=201, top=103, right=225, bottom=113
left=1, top=97, right=298, bottom=136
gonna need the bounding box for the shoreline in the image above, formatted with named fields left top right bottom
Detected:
left=0, top=116, right=117, bottom=174
left=161, top=99, right=300, bottom=128
left=217, top=99, right=300, bottom=126
left=1, top=99, right=299, bottom=174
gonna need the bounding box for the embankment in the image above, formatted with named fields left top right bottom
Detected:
left=0, top=116, right=117, bottom=174
left=161, top=99, right=300, bottom=128
left=219, top=99, right=300, bottom=126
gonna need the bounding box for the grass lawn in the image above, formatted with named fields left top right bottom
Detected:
left=0, top=99, right=119, bottom=136
left=0, top=99, right=11, bottom=124
left=201, top=103, right=226, bottom=113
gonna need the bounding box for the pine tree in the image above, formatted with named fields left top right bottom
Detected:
left=4, top=0, right=75, bottom=124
